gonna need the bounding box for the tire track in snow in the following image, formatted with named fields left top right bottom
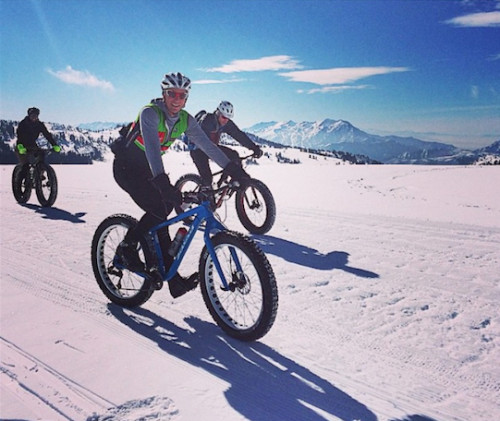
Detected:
left=2, top=247, right=102, bottom=313
left=1, top=336, right=115, bottom=420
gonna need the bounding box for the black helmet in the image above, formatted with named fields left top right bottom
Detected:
left=27, top=107, right=40, bottom=116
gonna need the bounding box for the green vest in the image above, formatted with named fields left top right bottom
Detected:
left=133, top=104, right=188, bottom=154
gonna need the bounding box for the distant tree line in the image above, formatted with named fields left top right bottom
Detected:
left=298, top=146, right=381, bottom=164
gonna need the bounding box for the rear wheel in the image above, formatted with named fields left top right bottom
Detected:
left=199, top=231, right=278, bottom=341
left=12, top=164, right=32, bottom=204
left=91, top=214, right=155, bottom=307
left=35, top=163, right=58, bottom=207
left=235, top=178, right=276, bottom=235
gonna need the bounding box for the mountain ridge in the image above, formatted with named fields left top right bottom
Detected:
left=1, top=118, right=498, bottom=165
left=244, top=119, right=499, bottom=165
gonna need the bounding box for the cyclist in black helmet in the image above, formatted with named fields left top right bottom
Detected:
left=16, top=107, right=60, bottom=165
left=189, top=100, right=263, bottom=187
left=112, top=72, right=250, bottom=299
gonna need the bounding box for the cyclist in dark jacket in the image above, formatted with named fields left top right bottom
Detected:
left=113, top=73, right=250, bottom=298
left=16, top=107, right=60, bottom=164
left=190, top=101, right=263, bottom=187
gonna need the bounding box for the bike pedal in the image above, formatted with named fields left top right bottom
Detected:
left=147, top=269, right=164, bottom=290
left=107, top=266, right=123, bottom=277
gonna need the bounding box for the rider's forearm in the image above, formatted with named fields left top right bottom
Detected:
left=40, top=123, right=56, bottom=146
left=226, top=122, right=255, bottom=150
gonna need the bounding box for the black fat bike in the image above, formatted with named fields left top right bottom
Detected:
left=174, top=155, right=276, bottom=235
left=12, top=149, right=58, bottom=207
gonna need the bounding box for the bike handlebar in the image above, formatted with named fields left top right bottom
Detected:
left=182, top=180, right=240, bottom=205
left=24, top=146, right=55, bottom=153
left=239, top=153, right=257, bottom=161
left=211, top=152, right=258, bottom=179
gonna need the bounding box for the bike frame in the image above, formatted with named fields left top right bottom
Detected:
left=16, top=149, right=51, bottom=188
left=147, top=200, right=243, bottom=290
left=209, top=153, right=256, bottom=207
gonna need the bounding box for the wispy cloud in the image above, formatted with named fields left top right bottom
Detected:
left=445, top=11, right=500, bottom=27
left=193, top=78, right=245, bottom=85
left=205, top=55, right=302, bottom=73
left=299, top=85, right=372, bottom=94
left=279, top=67, right=410, bottom=85
left=47, top=66, right=114, bottom=91
left=488, top=52, right=500, bottom=61
left=471, top=85, right=479, bottom=99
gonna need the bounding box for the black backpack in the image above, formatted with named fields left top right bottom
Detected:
left=109, top=122, right=139, bottom=155
left=194, top=110, right=207, bottom=124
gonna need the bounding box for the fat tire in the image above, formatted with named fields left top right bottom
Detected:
left=12, top=164, right=32, bottom=203
left=199, top=231, right=278, bottom=341
left=235, top=178, right=276, bottom=235
left=91, top=214, right=155, bottom=307
left=174, top=173, right=203, bottom=221
left=35, top=163, right=58, bottom=207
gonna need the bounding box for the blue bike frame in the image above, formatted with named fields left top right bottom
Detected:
left=148, top=200, right=242, bottom=290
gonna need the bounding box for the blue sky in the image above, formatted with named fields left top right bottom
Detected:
left=1, top=0, right=499, bottom=149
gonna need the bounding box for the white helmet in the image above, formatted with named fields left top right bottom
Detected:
left=161, top=72, right=191, bottom=92
left=217, top=101, right=234, bottom=119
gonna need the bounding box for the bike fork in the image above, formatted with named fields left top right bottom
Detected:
left=205, top=240, right=243, bottom=291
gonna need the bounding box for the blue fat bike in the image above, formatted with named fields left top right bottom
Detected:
left=12, top=148, right=58, bottom=207
left=91, top=185, right=278, bottom=341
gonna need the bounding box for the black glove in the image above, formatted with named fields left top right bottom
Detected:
left=150, top=173, right=182, bottom=207
left=223, top=162, right=251, bottom=188
left=252, top=145, right=263, bottom=158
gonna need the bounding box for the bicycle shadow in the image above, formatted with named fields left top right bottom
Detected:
left=252, top=235, right=379, bottom=279
left=107, top=304, right=377, bottom=421
left=21, top=203, right=86, bottom=224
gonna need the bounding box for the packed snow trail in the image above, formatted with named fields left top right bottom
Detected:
left=1, top=151, right=499, bottom=420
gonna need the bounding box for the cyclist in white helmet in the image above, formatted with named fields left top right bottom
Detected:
left=112, top=72, right=250, bottom=298
left=190, top=100, right=263, bottom=187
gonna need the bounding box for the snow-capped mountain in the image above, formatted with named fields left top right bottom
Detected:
left=245, top=119, right=498, bottom=165
left=477, top=139, right=500, bottom=155
left=473, top=140, right=500, bottom=165
left=246, top=119, right=370, bottom=149
left=2, top=117, right=498, bottom=165
left=77, top=121, right=126, bottom=131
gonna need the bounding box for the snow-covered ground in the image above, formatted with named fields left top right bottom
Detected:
left=1, top=147, right=499, bottom=421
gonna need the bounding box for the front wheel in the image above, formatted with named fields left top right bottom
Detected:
left=35, top=163, right=58, bottom=207
left=236, top=178, right=276, bottom=235
left=91, top=214, right=155, bottom=308
left=199, top=231, right=278, bottom=341
left=174, top=173, right=203, bottom=222
left=12, top=164, right=32, bottom=204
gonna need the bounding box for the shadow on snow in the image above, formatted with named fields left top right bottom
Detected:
left=21, top=203, right=86, bottom=223
left=107, top=304, right=376, bottom=421
left=252, top=235, right=379, bottom=279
